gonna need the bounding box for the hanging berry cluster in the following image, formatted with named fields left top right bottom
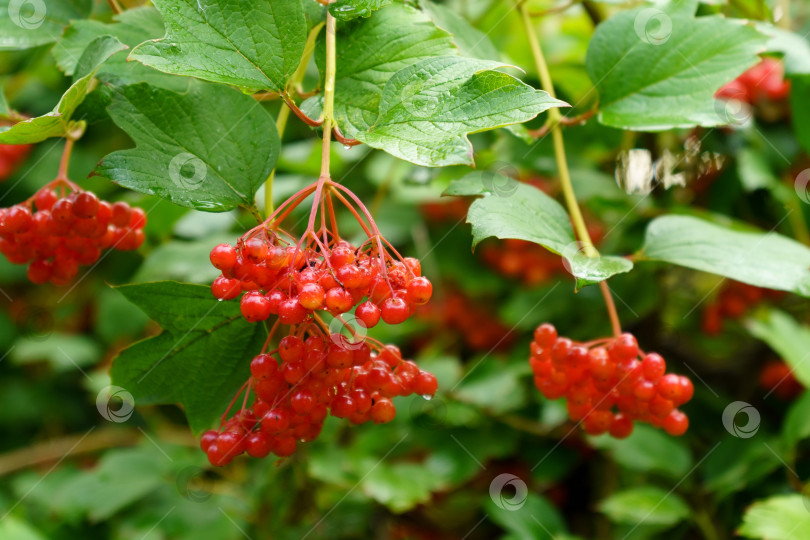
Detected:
left=702, top=281, right=782, bottom=335
left=204, top=175, right=437, bottom=465
left=0, top=180, right=145, bottom=285
left=0, top=142, right=32, bottom=181
left=716, top=58, right=790, bottom=105
left=210, top=178, right=432, bottom=327
left=201, top=322, right=438, bottom=466
left=529, top=323, right=693, bottom=438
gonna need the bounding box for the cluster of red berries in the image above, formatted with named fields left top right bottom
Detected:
left=0, top=143, right=32, bottom=180
left=702, top=281, right=782, bottom=335
left=201, top=327, right=438, bottom=466
left=716, top=58, right=790, bottom=105
left=529, top=324, right=693, bottom=438
left=0, top=182, right=146, bottom=285
left=210, top=236, right=432, bottom=328
left=417, top=289, right=513, bottom=351
left=759, top=360, right=803, bottom=400
left=480, top=239, right=566, bottom=286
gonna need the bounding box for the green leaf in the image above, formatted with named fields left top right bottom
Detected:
left=0, top=35, right=126, bottom=144
left=0, top=516, right=46, bottom=540
left=445, top=172, right=633, bottom=286
left=756, top=22, right=810, bottom=75
left=790, top=76, right=810, bottom=155
left=0, top=0, right=92, bottom=51
left=355, top=57, right=566, bottom=167
left=783, top=392, right=810, bottom=454
left=419, top=0, right=500, bottom=61
left=11, top=333, right=101, bottom=372
left=747, top=310, right=810, bottom=387
left=320, top=3, right=457, bottom=137
left=590, top=424, right=692, bottom=479
left=52, top=7, right=182, bottom=90
left=586, top=0, right=767, bottom=130
left=599, top=487, right=690, bottom=527
left=94, top=81, right=279, bottom=212
left=54, top=447, right=168, bottom=522
left=0, top=86, right=8, bottom=117
left=129, top=0, right=308, bottom=93
left=738, top=495, right=810, bottom=540
left=361, top=463, right=443, bottom=513
left=486, top=493, right=566, bottom=540
left=111, top=281, right=266, bottom=433
left=329, top=0, right=391, bottom=21
left=639, top=215, right=810, bottom=296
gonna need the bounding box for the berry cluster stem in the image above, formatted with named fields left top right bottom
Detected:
left=320, top=9, right=337, bottom=180
left=57, top=138, right=75, bottom=182
left=264, top=23, right=324, bottom=216
left=518, top=2, right=622, bottom=337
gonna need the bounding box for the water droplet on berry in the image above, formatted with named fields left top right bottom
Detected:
left=421, top=394, right=432, bottom=401
left=343, top=145, right=352, bottom=151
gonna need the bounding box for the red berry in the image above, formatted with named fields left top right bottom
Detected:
left=279, top=335, right=305, bottom=363
left=609, top=333, right=638, bottom=361
left=210, top=243, right=238, bottom=271
left=533, top=323, right=557, bottom=348
left=609, top=414, right=634, bottom=439
left=278, top=297, right=308, bottom=324
left=200, top=430, right=218, bottom=452
left=111, top=202, right=132, bottom=227
left=657, top=373, right=682, bottom=401
left=324, top=287, right=353, bottom=314
left=291, top=390, right=315, bottom=414
left=240, top=291, right=272, bottom=322
left=641, top=353, right=666, bottom=381
left=412, top=371, right=438, bottom=396
left=298, top=282, right=325, bottom=310
left=130, top=207, right=147, bottom=229
left=330, top=395, right=356, bottom=418
left=355, top=301, right=380, bottom=328
left=72, top=191, right=99, bottom=219
left=246, top=432, right=272, bottom=458
left=370, top=398, right=396, bottom=424
left=380, top=297, right=409, bottom=324
left=34, top=189, right=58, bottom=211
left=261, top=409, right=290, bottom=433
left=406, top=276, right=432, bottom=305
left=250, top=354, right=278, bottom=380
left=663, top=410, right=689, bottom=436
left=212, top=276, right=241, bottom=300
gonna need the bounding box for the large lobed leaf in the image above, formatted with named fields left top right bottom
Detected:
left=111, top=282, right=266, bottom=434
left=129, top=0, right=308, bottom=93
left=356, top=57, right=566, bottom=167
left=94, top=81, right=279, bottom=213
left=586, top=0, right=767, bottom=130
left=639, top=215, right=810, bottom=297
left=444, top=172, right=633, bottom=287
left=319, top=2, right=458, bottom=137
left=0, top=35, right=126, bottom=144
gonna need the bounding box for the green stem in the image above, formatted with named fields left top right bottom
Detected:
left=320, top=11, right=337, bottom=179
left=262, top=22, right=324, bottom=217
left=518, top=1, right=622, bottom=336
